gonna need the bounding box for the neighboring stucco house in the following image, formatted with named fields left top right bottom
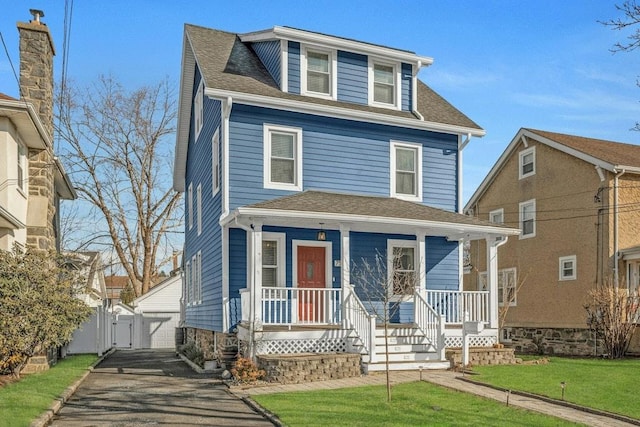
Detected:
left=173, top=24, right=518, bottom=371
left=464, top=128, right=640, bottom=356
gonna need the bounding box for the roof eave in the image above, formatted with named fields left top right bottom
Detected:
left=205, top=88, right=485, bottom=137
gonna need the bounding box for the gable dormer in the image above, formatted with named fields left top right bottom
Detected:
left=241, top=26, right=431, bottom=112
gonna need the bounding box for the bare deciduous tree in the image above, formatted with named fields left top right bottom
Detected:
left=351, top=250, right=419, bottom=402
left=585, top=279, right=640, bottom=359
left=56, top=75, right=182, bottom=297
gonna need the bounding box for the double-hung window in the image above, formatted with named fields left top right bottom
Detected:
left=391, top=141, right=422, bottom=201
left=196, top=184, right=202, bottom=236
left=302, top=47, right=335, bottom=99
left=388, top=240, right=417, bottom=297
left=369, top=59, right=399, bottom=108
left=264, top=124, right=303, bottom=191
left=519, top=147, right=535, bottom=179
left=17, top=143, right=26, bottom=192
left=479, top=268, right=517, bottom=306
left=262, top=233, right=285, bottom=287
left=194, top=81, right=204, bottom=140
left=519, top=199, right=536, bottom=238
left=559, top=255, right=576, bottom=281
left=188, top=183, right=193, bottom=230
left=489, top=208, right=504, bottom=224
left=185, top=260, right=192, bottom=304
left=212, top=129, right=220, bottom=196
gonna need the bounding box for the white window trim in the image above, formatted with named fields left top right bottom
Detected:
left=263, top=124, right=303, bottom=191
left=194, top=81, right=204, bottom=140
left=387, top=239, right=418, bottom=301
left=212, top=128, right=220, bottom=196
left=292, top=240, right=332, bottom=289
left=519, top=199, right=536, bottom=239
left=559, top=255, right=577, bottom=281
left=196, top=250, right=202, bottom=303
left=390, top=140, right=422, bottom=202
left=300, top=45, right=337, bottom=100
left=368, top=57, right=401, bottom=110
left=185, top=260, right=191, bottom=306
left=196, top=184, right=202, bottom=236
left=479, top=267, right=517, bottom=307
left=519, top=146, right=536, bottom=179
left=262, top=232, right=286, bottom=287
left=489, top=208, right=504, bottom=224
left=187, top=183, right=193, bottom=230
left=17, top=141, right=26, bottom=193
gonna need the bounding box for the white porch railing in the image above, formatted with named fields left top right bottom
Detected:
left=414, top=290, right=445, bottom=360
left=342, top=284, right=376, bottom=362
left=261, top=287, right=342, bottom=325
left=425, top=290, right=489, bottom=325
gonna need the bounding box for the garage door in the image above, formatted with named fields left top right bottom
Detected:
left=141, top=312, right=180, bottom=349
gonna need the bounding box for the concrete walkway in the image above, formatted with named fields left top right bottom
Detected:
left=232, top=370, right=639, bottom=427
left=50, top=349, right=272, bottom=426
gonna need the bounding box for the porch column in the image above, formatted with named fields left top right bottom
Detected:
left=486, top=235, right=507, bottom=329
left=340, top=224, right=351, bottom=288
left=415, top=230, right=426, bottom=293
left=252, top=221, right=263, bottom=331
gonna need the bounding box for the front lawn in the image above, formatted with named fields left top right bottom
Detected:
left=0, top=354, right=98, bottom=427
left=472, top=357, right=640, bottom=419
left=253, top=380, right=580, bottom=426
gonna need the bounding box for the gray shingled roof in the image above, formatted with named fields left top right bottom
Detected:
left=526, top=128, right=640, bottom=169
left=185, top=24, right=482, bottom=131
left=244, top=190, right=511, bottom=231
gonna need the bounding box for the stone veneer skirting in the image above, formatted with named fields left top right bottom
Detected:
left=257, top=353, right=362, bottom=384
left=505, top=327, right=602, bottom=356
left=446, top=347, right=517, bottom=368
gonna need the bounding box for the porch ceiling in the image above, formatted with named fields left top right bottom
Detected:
left=229, top=190, right=520, bottom=240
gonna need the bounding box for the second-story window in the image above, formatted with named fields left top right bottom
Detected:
left=212, top=129, right=220, bottom=196
left=194, top=81, right=204, bottom=140
left=264, top=124, right=303, bottom=191
left=188, top=183, right=193, bottom=230
left=519, top=199, right=536, bottom=238
left=390, top=141, right=422, bottom=201
left=519, top=147, right=535, bottom=179
left=489, top=208, right=504, bottom=224
left=17, top=143, right=26, bottom=192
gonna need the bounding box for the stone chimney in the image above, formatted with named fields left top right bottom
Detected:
left=18, top=9, right=57, bottom=252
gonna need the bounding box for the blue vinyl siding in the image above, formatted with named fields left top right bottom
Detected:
left=337, top=51, right=368, bottom=105
left=401, top=62, right=412, bottom=111
left=184, top=65, right=224, bottom=331
left=228, top=227, right=247, bottom=328
left=228, top=104, right=458, bottom=211
left=287, top=41, right=300, bottom=94
left=251, top=41, right=281, bottom=87
left=425, top=237, right=459, bottom=290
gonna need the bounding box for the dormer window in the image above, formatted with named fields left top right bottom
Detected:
left=369, top=59, right=400, bottom=109
left=301, top=47, right=336, bottom=99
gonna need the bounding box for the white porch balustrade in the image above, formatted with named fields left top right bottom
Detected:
left=425, top=290, right=489, bottom=324
left=261, top=287, right=343, bottom=325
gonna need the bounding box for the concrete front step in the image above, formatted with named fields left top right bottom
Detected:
left=375, top=351, right=437, bottom=362
left=377, top=343, right=435, bottom=353
left=364, top=359, right=449, bottom=373
left=375, top=335, right=430, bottom=345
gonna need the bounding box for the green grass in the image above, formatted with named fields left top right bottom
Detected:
left=472, top=357, right=640, bottom=419
left=253, top=381, right=580, bottom=426
left=0, top=354, right=98, bottom=427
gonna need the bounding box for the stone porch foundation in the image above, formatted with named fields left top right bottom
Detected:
left=505, top=327, right=602, bottom=356
left=257, top=353, right=362, bottom=384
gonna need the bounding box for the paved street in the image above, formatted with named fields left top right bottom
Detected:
left=50, top=349, right=273, bottom=426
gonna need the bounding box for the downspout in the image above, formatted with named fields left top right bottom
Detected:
left=614, top=169, right=626, bottom=286
left=412, top=60, right=424, bottom=121
left=234, top=216, right=255, bottom=357
left=457, top=133, right=472, bottom=214
left=222, top=96, right=233, bottom=219
left=487, top=235, right=509, bottom=330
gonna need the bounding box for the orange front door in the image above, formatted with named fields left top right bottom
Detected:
left=297, top=246, right=326, bottom=322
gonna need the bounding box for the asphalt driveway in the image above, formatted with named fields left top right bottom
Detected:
left=50, top=349, right=273, bottom=426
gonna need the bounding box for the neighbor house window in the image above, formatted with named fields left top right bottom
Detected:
left=194, top=81, right=204, bottom=140
left=188, top=183, right=193, bottom=230
left=519, top=147, right=535, bottom=179
left=196, top=184, right=202, bottom=236
left=388, top=240, right=417, bottom=297
left=212, top=129, right=220, bottom=196
left=489, top=208, right=504, bottom=224
left=301, top=47, right=335, bottom=98
left=519, top=199, right=536, bottom=238
left=559, top=255, right=576, bottom=281
left=390, top=141, right=422, bottom=201
left=17, top=143, right=26, bottom=192
left=263, top=124, right=303, bottom=191
left=262, top=233, right=285, bottom=287
left=479, top=268, right=517, bottom=306
left=369, top=60, right=398, bottom=108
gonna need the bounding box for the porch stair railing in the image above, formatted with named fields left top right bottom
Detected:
left=414, top=290, right=445, bottom=360
left=342, top=284, right=376, bottom=363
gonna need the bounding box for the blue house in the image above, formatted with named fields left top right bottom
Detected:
left=173, top=24, right=519, bottom=371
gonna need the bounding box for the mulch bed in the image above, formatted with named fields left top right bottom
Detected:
left=0, top=374, right=19, bottom=388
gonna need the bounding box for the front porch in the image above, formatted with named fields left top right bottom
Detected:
left=237, top=286, right=500, bottom=371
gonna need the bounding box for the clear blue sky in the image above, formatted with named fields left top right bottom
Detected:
left=2, top=1, right=640, bottom=203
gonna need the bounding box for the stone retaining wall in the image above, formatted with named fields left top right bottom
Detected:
left=257, top=353, right=361, bottom=384
left=446, top=347, right=517, bottom=368
left=506, top=327, right=601, bottom=356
